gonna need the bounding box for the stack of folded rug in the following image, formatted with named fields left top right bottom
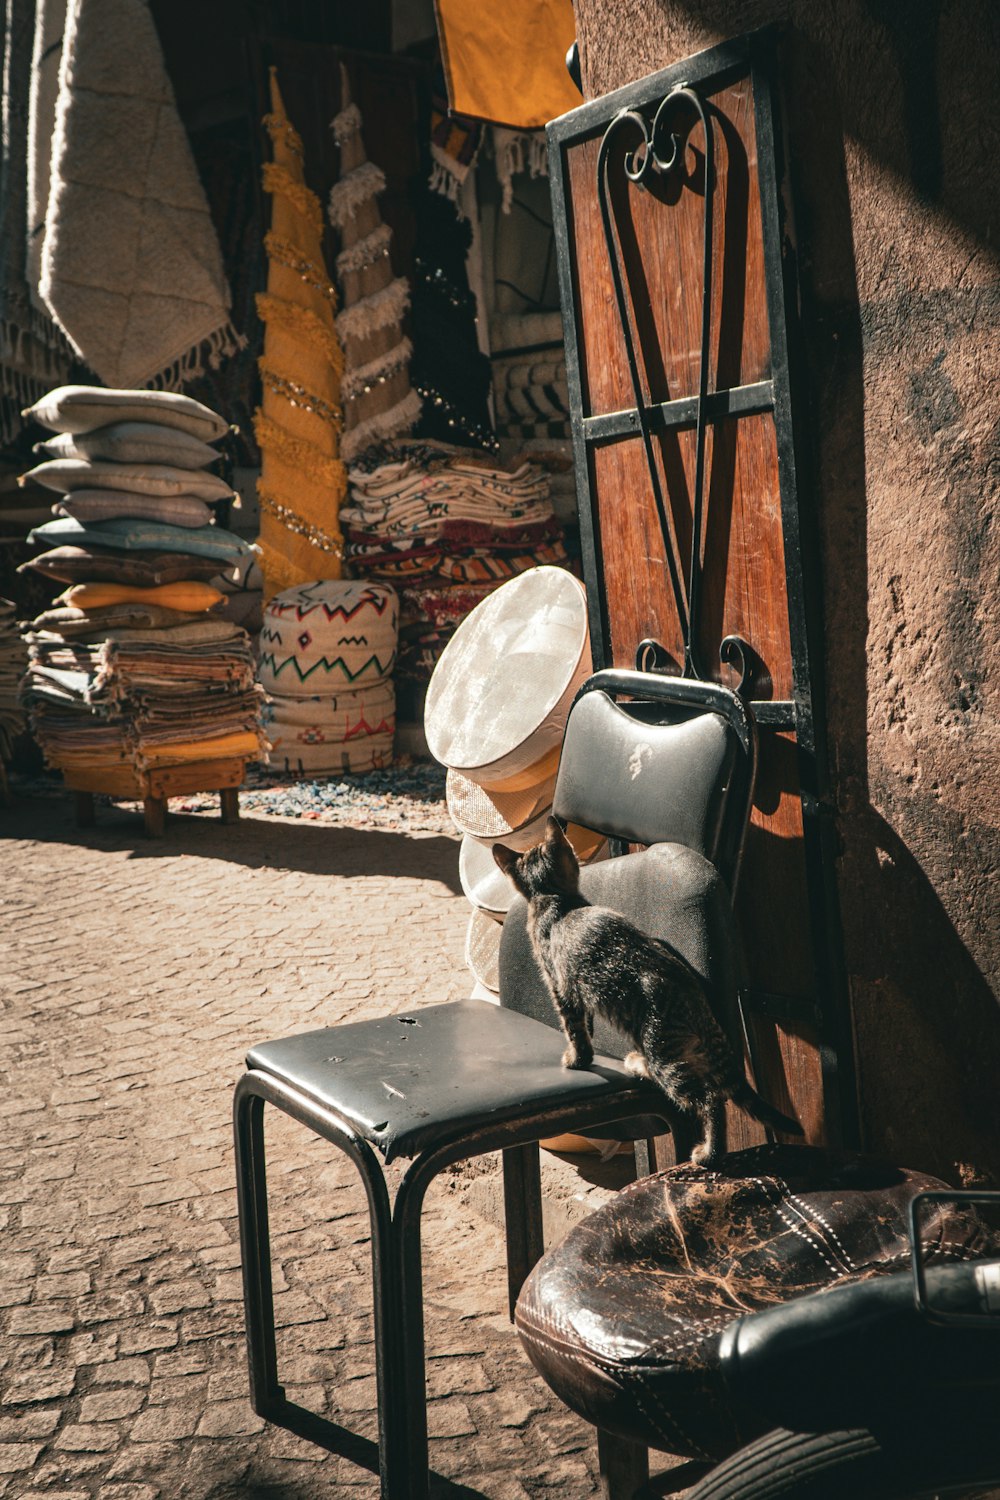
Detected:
left=257, top=579, right=397, bottom=776
left=340, top=438, right=570, bottom=714
left=16, top=385, right=266, bottom=777
left=0, top=598, right=26, bottom=762
left=20, top=618, right=265, bottom=775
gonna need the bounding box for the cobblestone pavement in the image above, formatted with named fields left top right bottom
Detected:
left=0, top=789, right=683, bottom=1500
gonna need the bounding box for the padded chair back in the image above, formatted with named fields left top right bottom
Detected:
left=498, top=669, right=758, bottom=1061
left=553, top=668, right=757, bottom=893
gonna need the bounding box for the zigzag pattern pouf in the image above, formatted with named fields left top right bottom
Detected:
left=264, top=679, right=395, bottom=775
left=257, top=580, right=397, bottom=776
left=257, top=580, right=398, bottom=694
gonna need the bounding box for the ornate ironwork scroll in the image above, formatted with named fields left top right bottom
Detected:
left=596, top=84, right=757, bottom=691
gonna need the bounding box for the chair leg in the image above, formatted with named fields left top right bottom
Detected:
left=233, top=1073, right=399, bottom=1499
left=393, top=1170, right=433, bottom=1500
left=233, top=1086, right=283, bottom=1413
left=598, top=1427, right=649, bottom=1500
left=633, top=1137, right=657, bottom=1178
left=502, top=1142, right=544, bottom=1318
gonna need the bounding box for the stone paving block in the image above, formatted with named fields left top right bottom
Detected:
left=0, top=1441, right=46, bottom=1483
left=0, top=800, right=615, bottom=1497
left=54, top=1424, right=120, bottom=1453
left=91, top=1359, right=151, bottom=1387
left=7, top=1304, right=75, bottom=1336
left=79, top=1388, right=146, bottom=1423
left=195, top=1400, right=267, bottom=1438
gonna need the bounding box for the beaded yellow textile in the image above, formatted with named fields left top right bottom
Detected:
left=254, top=70, right=346, bottom=600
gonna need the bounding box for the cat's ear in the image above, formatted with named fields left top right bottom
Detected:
left=493, top=843, right=519, bottom=880
left=544, top=815, right=567, bottom=847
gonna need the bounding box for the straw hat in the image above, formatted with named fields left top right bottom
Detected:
left=445, top=763, right=558, bottom=839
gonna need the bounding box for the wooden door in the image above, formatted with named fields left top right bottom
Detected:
left=548, top=29, right=858, bottom=1152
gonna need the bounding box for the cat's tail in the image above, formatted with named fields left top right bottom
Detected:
left=730, top=1079, right=804, bottom=1138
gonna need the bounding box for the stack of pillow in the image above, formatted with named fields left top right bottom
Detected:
left=0, top=597, right=25, bottom=764
left=16, top=385, right=266, bottom=778
left=257, top=580, right=398, bottom=777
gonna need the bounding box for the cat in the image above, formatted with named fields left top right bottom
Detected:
left=493, top=816, right=803, bottom=1166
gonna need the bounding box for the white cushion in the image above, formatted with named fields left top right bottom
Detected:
left=35, top=422, right=220, bottom=470
left=24, top=385, right=229, bottom=442
left=24, top=458, right=234, bottom=501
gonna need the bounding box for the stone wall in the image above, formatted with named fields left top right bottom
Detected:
left=570, top=0, right=1000, bottom=1182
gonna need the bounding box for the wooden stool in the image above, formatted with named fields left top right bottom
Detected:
left=64, top=758, right=245, bottom=837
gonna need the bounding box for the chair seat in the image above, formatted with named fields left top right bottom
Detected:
left=247, top=997, right=663, bottom=1164
left=514, top=1145, right=993, bottom=1463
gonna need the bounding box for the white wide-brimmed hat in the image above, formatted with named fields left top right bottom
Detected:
left=424, top=566, right=590, bottom=789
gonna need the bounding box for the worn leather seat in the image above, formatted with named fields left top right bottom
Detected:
left=515, top=1144, right=993, bottom=1464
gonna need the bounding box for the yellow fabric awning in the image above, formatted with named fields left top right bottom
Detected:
left=434, top=0, right=580, bottom=129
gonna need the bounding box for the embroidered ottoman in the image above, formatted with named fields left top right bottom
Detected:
left=264, top=679, right=395, bottom=776
left=258, top=580, right=398, bottom=696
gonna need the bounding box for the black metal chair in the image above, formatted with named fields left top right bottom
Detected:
left=232, top=667, right=760, bottom=1500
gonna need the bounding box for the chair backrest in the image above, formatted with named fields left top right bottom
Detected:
left=554, top=668, right=757, bottom=894
left=498, top=669, right=758, bottom=1059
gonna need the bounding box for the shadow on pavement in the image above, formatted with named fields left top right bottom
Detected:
left=1, top=788, right=464, bottom=893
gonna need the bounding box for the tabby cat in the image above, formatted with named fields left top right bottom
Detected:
left=493, top=817, right=802, bottom=1166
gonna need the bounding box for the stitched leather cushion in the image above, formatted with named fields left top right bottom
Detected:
left=515, top=1145, right=992, bottom=1461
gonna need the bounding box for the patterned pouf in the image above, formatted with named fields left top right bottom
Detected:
left=256, top=580, right=398, bottom=776
left=265, top=679, right=395, bottom=776
left=257, top=580, right=398, bottom=695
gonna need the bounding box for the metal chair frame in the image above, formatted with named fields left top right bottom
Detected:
left=234, top=1066, right=671, bottom=1499
left=232, top=666, right=756, bottom=1499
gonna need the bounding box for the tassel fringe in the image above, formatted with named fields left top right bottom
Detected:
left=330, top=102, right=362, bottom=146
left=262, top=162, right=325, bottom=236
left=254, top=411, right=346, bottom=492
left=328, top=162, right=387, bottom=228
left=336, top=223, right=392, bottom=277
left=335, top=277, right=410, bottom=344
left=341, top=337, right=412, bottom=402
left=263, top=233, right=339, bottom=307
left=341, top=388, right=421, bottom=464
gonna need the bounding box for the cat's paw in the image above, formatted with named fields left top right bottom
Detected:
left=691, top=1141, right=720, bottom=1169
left=562, top=1046, right=593, bottom=1070
left=624, top=1050, right=650, bottom=1078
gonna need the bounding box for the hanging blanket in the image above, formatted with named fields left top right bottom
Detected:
left=35, top=0, right=242, bottom=389
left=0, top=0, right=72, bottom=440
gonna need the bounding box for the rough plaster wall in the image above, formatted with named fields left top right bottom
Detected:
left=571, top=0, right=1000, bottom=1182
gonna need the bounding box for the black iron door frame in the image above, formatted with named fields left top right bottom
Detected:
left=546, top=27, right=859, bottom=1149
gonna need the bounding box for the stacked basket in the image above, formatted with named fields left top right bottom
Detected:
left=257, top=579, right=398, bottom=776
